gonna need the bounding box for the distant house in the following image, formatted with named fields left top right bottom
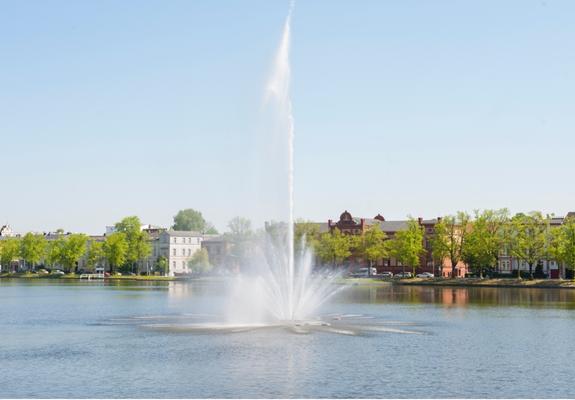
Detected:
left=201, top=235, right=233, bottom=272
left=324, top=210, right=464, bottom=276
left=148, top=230, right=204, bottom=276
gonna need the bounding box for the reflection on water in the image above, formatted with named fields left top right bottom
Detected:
left=337, top=284, right=575, bottom=309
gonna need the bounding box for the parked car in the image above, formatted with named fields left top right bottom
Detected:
left=51, top=270, right=65, bottom=275
left=394, top=272, right=412, bottom=278
left=379, top=271, right=394, bottom=278
left=350, top=267, right=378, bottom=278
left=416, top=272, right=434, bottom=278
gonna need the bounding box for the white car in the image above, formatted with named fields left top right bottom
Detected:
left=416, top=272, right=434, bottom=278
left=394, top=272, right=412, bottom=278
left=379, top=271, right=394, bottom=278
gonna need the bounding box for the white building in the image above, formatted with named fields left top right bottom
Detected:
left=149, top=230, right=204, bottom=276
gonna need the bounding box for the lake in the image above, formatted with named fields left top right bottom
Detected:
left=1, top=279, right=574, bottom=398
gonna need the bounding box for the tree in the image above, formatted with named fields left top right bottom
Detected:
left=155, top=255, right=168, bottom=276
left=431, top=212, right=470, bottom=278
left=294, top=220, right=321, bottom=254
left=357, top=225, right=387, bottom=274
left=228, top=217, right=253, bottom=238
left=172, top=209, right=218, bottom=233
left=58, top=234, right=88, bottom=273
left=0, top=238, right=21, bottom=272
left=115, top=216, right=151, bottom=272
left=103, top=232, right=128, bottom=274
left=225, top=217, right=254, bottom=269
left=85, top=241, right=105, bottom=271
left=463, top=209, right=509, bottom=278
left=507, top=212, right=547, bottom=279
left=389, top=219, right=424, bottom=275
left=550, top=217, right=575, bottom=279
left=188, top=248, right=212, bottom=275
left=45, top=238, right=64, bottom=269
left=20, top=233, right=47, bottom=271
left=315, top=228, right=353, bottom=267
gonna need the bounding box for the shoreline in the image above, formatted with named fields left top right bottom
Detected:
left=393, top=277, right=575, bottom=289
left=2, top=274, right=575, bottom=289
left=0, top=273, right=186, bottom=282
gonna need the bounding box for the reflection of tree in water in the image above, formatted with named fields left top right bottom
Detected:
left=336, top=285, right=575, bottom=309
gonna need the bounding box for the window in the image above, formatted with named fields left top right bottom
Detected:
left=188, top=249, right=191, bottom=256
left=174, top=237, right=177, bottom=243
left=172, top=261, right=176, bottom=269
left=182, top=261, right=186, bottom=269
left=173, top=248, right=176, bottom=256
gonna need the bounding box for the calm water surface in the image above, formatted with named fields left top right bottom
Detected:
left=1, top=279, right=575, bottom=398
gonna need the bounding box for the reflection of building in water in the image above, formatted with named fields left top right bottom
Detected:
left=440, top=288, right=469, bottom=307
left=167, top=281, right=195, bottom=299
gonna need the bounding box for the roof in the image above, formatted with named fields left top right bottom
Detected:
left=163, top=230, right=203, bottom=237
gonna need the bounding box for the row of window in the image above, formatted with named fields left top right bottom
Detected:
left=173, top=261, right=189, bottom=270
left=172, top=248, right=196, bottom=256
left=172, top=237, right=200, bottom=244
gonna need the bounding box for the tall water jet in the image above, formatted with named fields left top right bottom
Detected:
left=263, top=4, right=296, bottom=320
left=214, top=4, right=342, bottom=326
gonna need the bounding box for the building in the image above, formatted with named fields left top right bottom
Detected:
left=148, top=230, right=204, bottom=276
left=496, top=214, right=573, bottom=278
left=325, top=211, right=466, bottom=276
left=201, top=235, right=234, bottom=272
left=0, top=224, right=16, bottom=237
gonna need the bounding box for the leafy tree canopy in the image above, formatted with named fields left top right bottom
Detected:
left=172, top=209, right=218, bottom=234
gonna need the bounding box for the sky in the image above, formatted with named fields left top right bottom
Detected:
left=1, top=0, right=574, bottom=235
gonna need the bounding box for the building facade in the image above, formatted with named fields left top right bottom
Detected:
left=148, top=230, right=204, bottom=276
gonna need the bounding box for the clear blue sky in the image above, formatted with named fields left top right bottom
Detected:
left=1, top=0, right=574, bottom=234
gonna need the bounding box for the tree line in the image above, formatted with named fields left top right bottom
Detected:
left=0, top=216, right=152, bottom=274
left=297, top=210, right=575, bottom=279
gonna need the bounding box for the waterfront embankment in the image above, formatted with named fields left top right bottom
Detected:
left=394, top=277, right=575, bottom=289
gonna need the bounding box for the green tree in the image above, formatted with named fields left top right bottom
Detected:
left=58, top=234, right=88, bottom=273
left=463, top=209, right=509, bottom=278
left=294, top=220, right=321, bottom=254
left=188, top=248, right=212, bottom=275
left=225, top=217, right=254, bottom=269
left=103, top=232, right=128, bottom=274
left=45, top=238, right=64, bottom=269
left=357, top=225, right=388, bottom=274
left=389, top=219, right=424, bottom=276
left=172, top=209, right=218, bottom=233
left=115, top=216, right=151, bottom=271
left=315, top=228, right=353, bottom=267
left=550, top=217, right=575, bottom=279
left=20, top=233, right=47, bottom=271
left=155, top=255, right=168, bottom=276
left=85, top=240, right=105, bottom=271
left=431, top=212, right=470, bottom=278
left=508, top=212, right=547, bottom=279
left=0, top=238, right=21, bottom=272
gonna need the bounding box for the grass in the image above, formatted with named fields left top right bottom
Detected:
left=396, top=277, right=575, bottom=289
left=0, top=272, right=178, bottom=281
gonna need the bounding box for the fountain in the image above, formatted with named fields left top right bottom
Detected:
left=224, top=3, right=343, bottom=325
left=105, top=5, right=421, bottom=336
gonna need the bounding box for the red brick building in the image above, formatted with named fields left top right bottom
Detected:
left=325, top=210, right=468, bottom=277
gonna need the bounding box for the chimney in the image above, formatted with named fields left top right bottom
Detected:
left=437, top=217, right=442, bottom=222
left=418, top=217, right=423, bottom=225
left=328, top=219, right=332, bottom=227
